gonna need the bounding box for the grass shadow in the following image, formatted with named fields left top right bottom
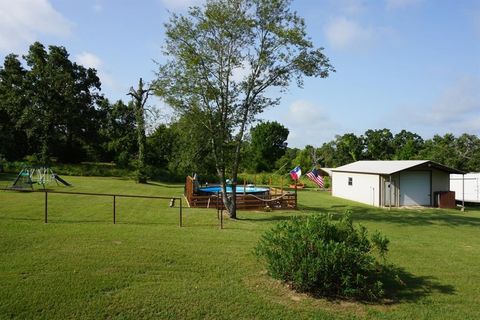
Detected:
left=236, top=215, right=292, bottom=223
left=380, top=265, right=456, bottom=303
left=144, top=181, right=184, bottom=188
left=299, top=204, right=480, bottom=227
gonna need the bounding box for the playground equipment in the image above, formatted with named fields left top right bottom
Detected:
left=9, top=166, right=71, bottom=190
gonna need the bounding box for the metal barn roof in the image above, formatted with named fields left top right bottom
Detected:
left=332, top=160, right=465, bottom=175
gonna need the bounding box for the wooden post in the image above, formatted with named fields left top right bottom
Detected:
left=281, top=176, right=284, bottom=194
left=220, top=208, right=223, bottom=229
left=113, top=195, right=116, bottom=224
left=44, top=191, right=48, bottom=223
left=180, top=197, right=183, bottom=227
left=295, top=179, right=298, bottom=209
left=254, top=175, right=256, bottom=186
left=216, top=192, right=220, bottom=219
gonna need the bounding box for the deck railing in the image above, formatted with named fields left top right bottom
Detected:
left=184, top=176, right=296, bottom=210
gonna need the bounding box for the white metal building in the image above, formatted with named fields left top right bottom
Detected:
left=331, top=160, right=464, bottom=207
left=450, top=173, right=480, bottom=203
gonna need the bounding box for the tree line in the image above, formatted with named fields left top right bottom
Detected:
left=1, top=43, right=478, bottom=183
left=279, top=129, right=480, bottom=173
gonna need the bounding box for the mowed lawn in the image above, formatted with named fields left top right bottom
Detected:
left=1, top=174, right=480, bottom=319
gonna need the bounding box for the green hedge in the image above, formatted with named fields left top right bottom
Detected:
left=255, top=212, right=390, bottom=300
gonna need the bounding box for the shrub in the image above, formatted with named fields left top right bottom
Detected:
left=255, top=212, right=389, bottom=300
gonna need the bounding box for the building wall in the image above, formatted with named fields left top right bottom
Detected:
left=332, top=172, right=380, bottom=206
left=431, top=169, right=450, bottom=194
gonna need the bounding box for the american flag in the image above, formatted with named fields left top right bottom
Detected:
left=306, top=169, right=324, bottom=188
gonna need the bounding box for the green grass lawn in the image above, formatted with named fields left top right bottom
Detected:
left=1, top=174, right=480, bottom=319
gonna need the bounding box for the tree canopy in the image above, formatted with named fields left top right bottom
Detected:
left=0, top=42, right=102, bottom=163
left=249, top=121, right=289, bottom=172
left=155, top=0, right=334, bottom=217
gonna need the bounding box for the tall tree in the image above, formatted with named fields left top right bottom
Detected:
left=249, top=121, right=289, bottom=172
left=454, top=134, right=480, bottom=172
left=98, top=99, right=137, bottom=166
left=334, top=133, right=364, bottom=165
left=392, top=130, right=424, bottom=160
left=419, top=133, right=457, bottom=169
left=364, top=129, right=394, bottom=160
left=0, top=54, right=29, bottom=160
left=167, top=110, right=218, bottom=180
left=155, top=0, right=334, bottom=218
left=292, top=145, right=317, bottom=172
left=128, top=78, right=152, bottom=183
left=1, top=42, right=102, bottom=163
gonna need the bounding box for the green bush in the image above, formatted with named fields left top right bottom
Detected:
left=255, top=212, right=389, bottom=300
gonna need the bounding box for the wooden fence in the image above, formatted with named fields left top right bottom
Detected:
left=184, top=176, right=296, bottom=210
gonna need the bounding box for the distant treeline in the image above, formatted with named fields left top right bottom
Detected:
left=1, top=42, right=478, bottom=180
left=284, top=129, right=480, bottom=173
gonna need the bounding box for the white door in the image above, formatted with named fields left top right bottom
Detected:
left=400, top=171, right=431, bottom=206
left=384, top=180, right=394, bottom=206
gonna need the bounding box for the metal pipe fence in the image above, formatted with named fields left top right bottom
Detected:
left=6, top=189, right=183, bottom=226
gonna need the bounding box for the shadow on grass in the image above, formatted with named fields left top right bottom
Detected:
left=144, top=181, right=184, bottom=188
left=304, top=265, right=456, bottom=304
left=380, top=265, right=456, bottom=303
left=299, top=204, right=480, bottom=227
left=236, top=215, right=292, bottom=223
left=0, top=216, right=41, bottom=222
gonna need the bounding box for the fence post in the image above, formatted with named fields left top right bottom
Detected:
left=295, top=180, right=298, bottom=209
left=216, top=192, right=219, bottom=220
left=44, top=191, right=48, bottom=223
left=113, top=195, right=116, bottom=224
left=179, top=197, right=183, bottom=227
left=220, top=208, right=223, bottom=229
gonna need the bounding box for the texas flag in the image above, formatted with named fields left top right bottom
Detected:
left=290, top=166, right=302, bottom=180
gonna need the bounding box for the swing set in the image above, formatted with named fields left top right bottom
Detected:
left=9, top=166, right=71, bottom=191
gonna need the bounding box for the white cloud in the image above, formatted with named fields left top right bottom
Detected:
left=425, top=77, right=480, bottom=126
left=324, top=17, right=374, bottom=50
left=393, top=77, right=480, bottom=135
left=281, top=100, right=336, bottom=148
left=334, top=0, right=368, bottom=15
left=386, top=0, right=422, bottom=11
left=93, top=3, right=103, bottom=13
left=74, top=51, right=124, bottom=94
left=75, top=52, right=103, bottom=70
left=0, top=0, right=72, bottom=53
left=159, top=0, right=204, bottom=11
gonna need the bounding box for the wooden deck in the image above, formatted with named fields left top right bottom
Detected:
left=184, top=176, right=296, bottom=210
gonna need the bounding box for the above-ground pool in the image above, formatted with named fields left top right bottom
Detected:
left=198, top=185, right=269, bottom=194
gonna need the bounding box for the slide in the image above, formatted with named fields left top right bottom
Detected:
left=53, top=174, right=71, bottom=186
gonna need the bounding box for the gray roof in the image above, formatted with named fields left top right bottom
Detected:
left=332, top=160, right=465, bottom=175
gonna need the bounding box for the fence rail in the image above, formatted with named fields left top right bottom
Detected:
left=6, top=189, right=183, bottom=226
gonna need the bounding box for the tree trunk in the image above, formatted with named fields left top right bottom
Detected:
left=129, top=78, right=150, bottom=184
left=135, top=102, right=147, bottom=183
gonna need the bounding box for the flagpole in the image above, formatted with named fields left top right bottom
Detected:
left=295, top=179, right=298, bottom=209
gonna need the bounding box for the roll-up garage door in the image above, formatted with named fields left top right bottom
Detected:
left=400, top=171, right=431, bottom=206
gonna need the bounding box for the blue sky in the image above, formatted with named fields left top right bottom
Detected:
left=0, top=0, right=479, bottom=148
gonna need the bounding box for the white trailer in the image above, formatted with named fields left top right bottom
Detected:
left=450, top=173, right=480, bottom=203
